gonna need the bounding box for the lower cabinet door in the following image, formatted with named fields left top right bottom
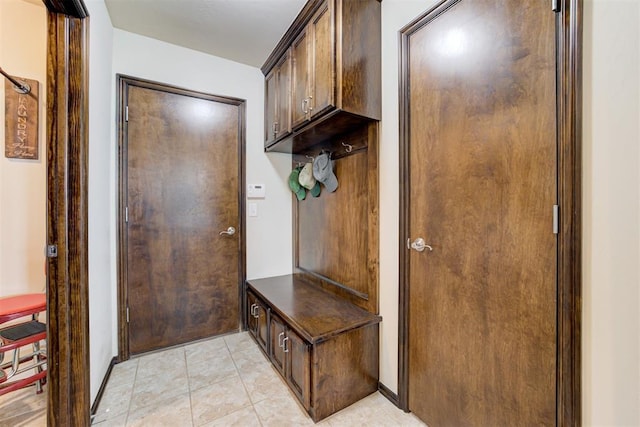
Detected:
left=256, top=301, right=269, bottom=352
left=248, top=291, right=269, bottom=354
left=269, top=313, right=286, bottom=375
left=247, top=292, right=259, bottom=338
left=286, top=328, right=311, bottom=409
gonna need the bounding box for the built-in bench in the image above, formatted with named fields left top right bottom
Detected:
left=246, top=273, right=381, bottom=422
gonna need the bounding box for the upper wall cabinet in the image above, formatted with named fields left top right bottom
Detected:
left=262, top=0, right=381, bottom=153
left=265, top=50, right=292, bottom=146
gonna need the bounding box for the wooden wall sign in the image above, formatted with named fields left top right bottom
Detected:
left=4, top=76, right=39, bottom=160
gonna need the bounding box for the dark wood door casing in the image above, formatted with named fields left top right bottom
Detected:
left=117, top=75, right=246, bottom=359
left=398, top=0, right=582, bottom=425
left=45, top=0, right=91, bottom=425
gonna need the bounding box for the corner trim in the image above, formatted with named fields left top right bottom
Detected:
left=378, top=382, right=403, bottom=410
left=90, top=357, right=118, bottom=417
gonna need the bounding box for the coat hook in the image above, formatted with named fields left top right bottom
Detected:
left=341, top=142, right=353, bottom=153
left=0, top=67, right=30, bottom=94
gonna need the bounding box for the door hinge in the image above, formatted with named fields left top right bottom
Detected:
left=46, top=244, right=58, bottom=258
left=125, top=105, right=129, bottom=122
left=552, top=0, right=560, bottom=12
left=553, top=205, right=559, bottom=234
left=125, top=206, right=129, bottom=223
left=126, top=307, right=130, bottom=323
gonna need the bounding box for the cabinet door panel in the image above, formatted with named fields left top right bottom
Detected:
left=310, top=1, right=334, bottom=119
left=276, top=51, right=292, bottom=138
left=286, top=328, right=311, bottom=408
left=269, top=314, right=286, bottom=375
left=256, top=301, right=269, bottom=353
left=247, top=292, right=258, bottom=337
left=264, top=69, right=278, bottom=146
left=291, top=29, right=310, bottom=129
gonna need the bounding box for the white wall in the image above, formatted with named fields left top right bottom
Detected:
left=380, top=2, right=640, bottom=426
left=86, top=0, right=115, bottom=404
left=582, top=1, right=640, bottom=425
left=0, top=0, right=47, bottom=296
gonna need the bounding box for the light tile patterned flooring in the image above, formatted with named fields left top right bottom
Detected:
left=0, top=332, right=426, bottom=426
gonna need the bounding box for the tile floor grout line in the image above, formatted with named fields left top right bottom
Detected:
left=122, top=357, right=140, bottom=426
left=182, top=346, right=197, bottom=427
left=224, top=334, right=266, bottom=427
left=7, top=332, right=426, bottom=426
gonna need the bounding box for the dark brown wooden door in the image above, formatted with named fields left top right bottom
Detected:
left=404, top=1, right=557, bottom=425
left=124, top=82, right=243, bottom=355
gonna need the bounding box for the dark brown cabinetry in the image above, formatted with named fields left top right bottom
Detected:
left=291, top=1, right=332, bottom=128
left=262, top=0, right=381, bottom=153
left=265, top=50, right=292, bottom=146
left=246, top=274, right=381, bottom=422
left=269, top=312, right=311, bottom=408
left=247, top=290, right=268, bottom=354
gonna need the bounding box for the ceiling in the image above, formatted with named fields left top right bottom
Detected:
left=104, top=0, right=307, bottom=68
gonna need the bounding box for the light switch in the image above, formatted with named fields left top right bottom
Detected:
left=248, top=202, right=258, bottom=217
left=247, top=184, right=266, bottom=199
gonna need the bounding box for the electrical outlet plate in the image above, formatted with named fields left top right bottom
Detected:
left=248, top=203, right=258, bottom=217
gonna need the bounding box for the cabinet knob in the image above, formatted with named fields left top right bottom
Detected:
left=301, top=98, right=309, bottom=114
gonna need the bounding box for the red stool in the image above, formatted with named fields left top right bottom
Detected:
left=0, top=293, right=47, bottom=396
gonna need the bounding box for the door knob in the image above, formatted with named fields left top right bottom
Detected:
left=219, top=226, right=236, bottom=236
left=407, top=237, right=433, bottom=252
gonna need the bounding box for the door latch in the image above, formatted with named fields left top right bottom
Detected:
left=46, top=245, right=58, bottom=258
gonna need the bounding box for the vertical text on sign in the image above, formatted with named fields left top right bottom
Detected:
left=4, top=77, right=39, bottom=160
